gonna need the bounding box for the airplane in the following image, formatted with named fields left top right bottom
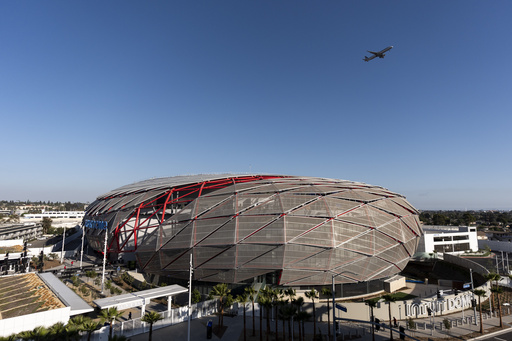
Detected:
left=363, top=46, right=393, bottom=62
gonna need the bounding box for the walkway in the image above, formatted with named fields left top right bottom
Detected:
left=128, top=307, right=512, bottom=341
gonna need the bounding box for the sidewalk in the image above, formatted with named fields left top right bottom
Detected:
left=127, top=307, right=512, bottom=341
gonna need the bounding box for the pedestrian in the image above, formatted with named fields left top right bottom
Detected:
left=393, top=317, right=397, bottom=328
left=128, top=311, right=132, bottom=319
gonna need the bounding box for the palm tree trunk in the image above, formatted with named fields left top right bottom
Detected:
left=371, top=307, right=375, bottom=341
left=243, top=306, right=247, bottom=341
left=312, top=302, right=316, bottom=341
left=149, top=325, right=153, bottom=341
left=298, top=320, right=302, bottom=341
left=260, top=308, right=263, bottom=341
left=266, top=306, right=271, bottom=341
left=301, top=320, right=305, bottom=341
left=497, top=288, right=503, bottom=327
left=327, top=300, right=331, bottom=340
left=478, top=297, right=483, bottom=334
left=275, top=305, right=278, bottom=341
left=253, top=302, right=256, bottom=336
left=388, top=304, right=393, bottom=340
left=282, top=316, right=286, bottom=341
left=287, top=318, right=292, bottom=341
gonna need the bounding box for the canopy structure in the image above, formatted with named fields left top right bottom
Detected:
left=38, top=272, right=94, bottom=315
left=93, top=284, right=187, bottom=314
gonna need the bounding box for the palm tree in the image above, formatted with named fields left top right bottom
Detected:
left=209, top=283, right=233, bottom=328
left=100, top=307, right=124, bottom=340
left=321, top=287, right=332, bottom=341
left=272, top=288, right=282, bottom=341
left=366, top=299, right=378, bottom=341
left=257, top=294, right=266, bottom=341
left=0, top=334, right=17, bottom=341
left=292, top=297, right=305, bottom=339
left=260, top=286, right=274, bottom=341
left=486, top=273, right=503, bottom=327
left=305, top=289, right=319, bottom=341
left=382, top=294, right=397, bottom=340
left=67, top=315, right=88, bottom=337
left=141, top=311, right=163, bottom=341
left=49, top=322, right=67, bottom=340
left=237, top=293, right=249, bottom=341
left=279, top=304, right=296, bottom=341
left=82, top=320, right=102, bottom=341
left=245, top=285, right=258, bottom=337
left=295, top=311, right=311, bottom=341
left=473, top=289, right=486, bottom=334
left=24, top=326, right=49, bottom=341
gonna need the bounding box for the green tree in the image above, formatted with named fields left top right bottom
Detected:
left=100, top=307, right=124, bottom=340
left=82, top=320, right=102, bottom=341
left=141, top=311, right=163, bottom=341
left=245, top=286, right=258, bottom=337
left=305, top=289, right=319, bottom=341
left=321, top=287, right=332, bottom=341
left=191, top=288, right=202, bottom=304
left=278, top=304, right=296, bottom=341
left=295, top=311, right=311, bottom=341
left=237, top=293, right=249, bottom=341
left=209, top=283, right=234, bottom=328
left=42, top=217, right=52, bottom=234
left=382, top=294, right=398, bottom=340
left=432, top=213, right=447, bottom=225
left=49, top=322, right=68, bottom=340
left=462, top=213, right=475, bottom=226
left=486, top=273, right=503, bottom=327
left=259, top=286, right=274, bottom=341
left=366, top=298, right=379, bottom=341
left=473, top=289, right=486, bottom=334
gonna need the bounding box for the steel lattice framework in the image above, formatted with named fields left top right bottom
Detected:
left=84, top=174, right=423, bottom=286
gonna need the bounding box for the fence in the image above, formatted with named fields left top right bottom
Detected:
left=87, top=299, right=219, bottom=341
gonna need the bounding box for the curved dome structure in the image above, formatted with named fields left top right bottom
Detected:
left=84, top=174, right=422, bottom=285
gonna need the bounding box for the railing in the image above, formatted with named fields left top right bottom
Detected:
left=86, top=299, right=219, bottom=341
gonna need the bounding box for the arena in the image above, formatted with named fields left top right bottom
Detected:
left=83, top=174, right=423, bottom=286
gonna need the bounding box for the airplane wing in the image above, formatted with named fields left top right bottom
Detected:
left=363, top=55, right=377, bottom=62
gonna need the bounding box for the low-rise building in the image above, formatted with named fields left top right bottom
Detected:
left=416, top=226, right=478, bottom=255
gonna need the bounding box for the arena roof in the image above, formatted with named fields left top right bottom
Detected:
left=84, top=174, right=422, bottom=286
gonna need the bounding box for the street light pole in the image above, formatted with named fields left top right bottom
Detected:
left=101, top=224, right=108, bottom=294
left=80, top=223, right=85, bottom=269
left=470, top=268, right=477, bottom=324
left=187, top=253, right=193, bottom=341
left=332, top=275, right=336, bottom=341
left=60, top=225, right=67, bottom=264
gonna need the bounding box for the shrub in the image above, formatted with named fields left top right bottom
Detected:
left=443, top=318, right=451, bottom=330
left=80, top=285, right=90, bottom=296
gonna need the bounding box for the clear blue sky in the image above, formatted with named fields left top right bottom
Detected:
left=1, top=1, right=511, bottom=210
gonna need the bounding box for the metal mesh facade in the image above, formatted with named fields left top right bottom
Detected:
left=84, top=174, right=422, bottom=286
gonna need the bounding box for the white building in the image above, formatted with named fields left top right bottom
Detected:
left=416, top=226, right=478, bottom=255
left=21, top=211, right=84, bottom=226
